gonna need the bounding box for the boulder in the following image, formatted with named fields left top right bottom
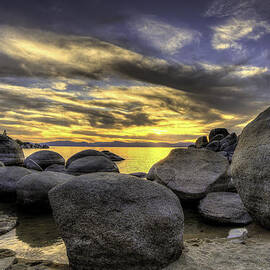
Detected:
left=206, top=140, right=220, bottom=152
left=147, top=148, right=229, bottom=201
left=209, top=134, right=225, bottom=142
left=220, top=133, right=237, bottom=151
left=66, top=156, right=119, bottom=175
left=49, top=173, right=184, bottom=270
left=16, top=171, right=74, bottom=212
left=130, top=172, right=147, bottom=178
left=209, top=128, right=229, bottom=142
left=0, top=166, right=32, bottom=202
left=0, top=209, right=18, bottom=236
left=198, top=192, right=252, bottom=225
left=0, top=135, right=24, bottom=166
left=24, top=151, right=65, bottom=170
left=45, top=164, right=67, bottom=173
left=101, top=150, right=125, bottom=161
left=195, top=136, right=208, bottom=148
left=231, top=107, right=270, bottom=229
left=66, top=149, right=108, bottom=168
left=24, top=159, right=43, bottom=171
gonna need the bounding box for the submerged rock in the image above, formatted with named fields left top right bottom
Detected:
left=101, top=150, right=125, bottom=161
left=147, top=148, right=229, bottom=201
left=0, top=135, right=24, bottom=166
left=16, top=171, right=74, bottom=212
left=66, top=156, right=119, bottom=175
left=49, top=172, right=184, bottom=270
left=66, top=149, right=108, bottom=168
left=24, top=151, right=65, bottom=170
left=0, top=166, right=32, bottom=202
left=232, top=106, right=270, bottom=229
left=198, top=192, right=252, bottom=225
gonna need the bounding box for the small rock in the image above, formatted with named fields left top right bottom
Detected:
left=227, top=228, right=248, bottom=243
left=209, top=128, right=229, bottom=142
left=195, top=136, right=208, bottom=148
left=209, top=134, right=225, bottom=142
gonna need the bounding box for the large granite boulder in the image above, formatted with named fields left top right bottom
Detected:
left=16, top=171, right=74, bottom=212
left=101, top=150, right=125, bottom=161
left=24, top=150, right=65, bottom=170
left=0, top=166, right=32, bottom=202
left=0, top=135, right=24, bottom=166
left=49, top=173, right=184, bottom=270
left=231, top=107, right=270, bottom=229
left=195, top=136, right=208, bottom=148
left=66, top=156, right=119, bottom=175
left=147, top=148, right=229, bottom=201
left=209, top=128, right=229, bottom=142
left=66, top=149, right=108, bottom=168
left=198, top=192, right=252, bottom=225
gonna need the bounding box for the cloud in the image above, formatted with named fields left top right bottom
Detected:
left=129, top=16, right=201, bottom=55
left=211, top=18, right=270, bottom=52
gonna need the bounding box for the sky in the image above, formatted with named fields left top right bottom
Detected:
left=0, top=0, right=270, bottom=143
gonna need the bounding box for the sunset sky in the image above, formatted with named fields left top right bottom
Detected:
left=0, top=0, right=270, bottom=143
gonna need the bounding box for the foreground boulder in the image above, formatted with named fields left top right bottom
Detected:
left=101, top=150, right=125, bottom=161
left=147, top=148, right=229, bottom=201
left=0, top=166, right=32, bottom=202
left=231, top=107, right=270, bottom=229
left=198, top=192, right=252, bottom=225
left=66, top=156, right=119, bottom=175
left=66, top=149, right=108, bottom=168
left=16, top=171, right=74, bottom=212
left=49, top=173, right=184, bottom=270
left=24, top=150, right=65, bottom=170
left=0, top=135, right=24, bottom=166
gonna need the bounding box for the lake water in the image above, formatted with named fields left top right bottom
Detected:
left=23, top=146, right=177, bottom=173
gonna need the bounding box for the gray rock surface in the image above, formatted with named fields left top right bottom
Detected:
left=24, top=159, right=43, bottom=171
left=45, top=164, right=67, bottom=173
left=24, top=151, right=65, bottom=170
left=101, top=150, right=125, bottom=161
left=66, top=156, right=119, bottom=175
left=209, top=134, right=225, bottom=142
left=147, top=148, right=229, bottom=201
left=0, top=250, right=16, bottom=270
left=220, top=133, right=237, bottom=151
left=198, top=192, right=252, bottom=225
left=16, top=171, right=74, bottom=212
left=0, top=166, right=32, bottom=202
left=66, top=149, right=108, bottom=168
left=231, top=106, right=270, bottom=229
left=206, top=140, right=220, bottom=152
left=130, top=172, right=147, bottom=178
left=0, top=135, right=24, bottom=166
left=49, top=172, right=184, bottom=270
left=209, top=128, right=229, bottom=142
left=0, top=210, right=18, bottom=236
left=195, top=136, right=208, bottom=148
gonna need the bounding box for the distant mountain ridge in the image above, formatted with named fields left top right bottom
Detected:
left=45, top=140, right=191, bottom=147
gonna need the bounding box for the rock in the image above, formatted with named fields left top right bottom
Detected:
left=206, top=140, right=220, bottom=152
left=0, top=249, right=16, bottom=270
left=187, top=144, right=195, bottom=148
left=24, top=151, right=65, bottom=170
left=0, top=135, right=24, bottom=166
left=0, top=210, right=18, bottom=235
left=24, top=159, right=43, bottom=171
left=223, top=142, right=237, bottom=153
left=209, top=134, right=225, bottom=142
left=195, top=136, right=208, bottom=148
left=101, top=150, right=125, bottom=161
left=45, top=164, right=67, bottom=173
left=0, top=166, right=32, bottom=202
left=220, top=133, right=237, bottom=151
left=16, top=171, right=74, bottom=212
left=198, top=192, right=252, bottom=225
left=66, top=149, right=108, bottom=168
left=227, top=228, right=248, bottom=244
left=231, top=107, right=270, bottom=229
left=66, top=156, right=119, bottom=175
left=130, top=172, right=147, bottom=178
left=49, top=172, right=184, bottom=270
left=209, top=128, right=229, bottom=142
left=147, top=148, right=229, bottom=201
left=0, top=162, right=4, bottom=167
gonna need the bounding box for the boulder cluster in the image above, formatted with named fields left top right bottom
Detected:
left=191, top=128, right=238, bottom=162
left=2, top=106, right=270, bottom=269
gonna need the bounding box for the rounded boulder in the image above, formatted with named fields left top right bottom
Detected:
left=49, top=172, right=184, bottom=270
